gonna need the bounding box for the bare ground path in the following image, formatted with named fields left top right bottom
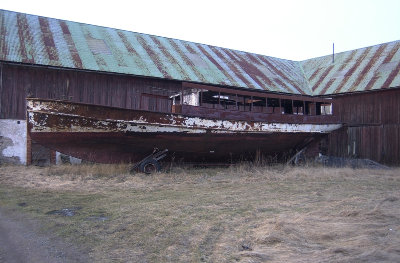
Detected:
left=0, top=207, right=90, bottom=263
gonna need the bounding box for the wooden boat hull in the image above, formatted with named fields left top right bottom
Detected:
left=27, top=99, right=342, bottom=164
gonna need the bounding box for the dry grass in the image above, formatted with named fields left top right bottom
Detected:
left=0, top=164, right=399, bottom=262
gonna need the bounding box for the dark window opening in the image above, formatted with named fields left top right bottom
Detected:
left=201, top=90, right=221, bottom=108
left=281, top=99, right=293, bottom=114
left=304, top=101, right=314, bottom=115
left=250, top=96, right=266, bottom=112
left=267, top=98, right=280, bottom=113
left=293, top=100, right=304, bottom=115
left=236, top=95, right=252, bottom=111
left=219, top=92, right=237, bottom=110
left=316, top=102, right=322, bottom=115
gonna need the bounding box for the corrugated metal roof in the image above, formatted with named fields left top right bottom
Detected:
left=1, top=9, right=399, bottom=96
left=301, top=40, right=400, bottom=95
left=0, top=9, right=310, bottom=95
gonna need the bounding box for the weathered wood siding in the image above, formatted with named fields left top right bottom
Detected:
left=0, top=63, right=182, bottom=119
left=328, top=88, right=400, bottom=165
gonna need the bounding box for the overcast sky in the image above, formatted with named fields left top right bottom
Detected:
left=1, top=0, right=400, bottom=61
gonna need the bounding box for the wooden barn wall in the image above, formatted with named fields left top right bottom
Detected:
left=328, top=88, right=400, bottom=165
left=0, top=63, right=182, bottom=119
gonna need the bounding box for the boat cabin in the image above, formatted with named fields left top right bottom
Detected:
left=139, top=82, right=337, bottom=124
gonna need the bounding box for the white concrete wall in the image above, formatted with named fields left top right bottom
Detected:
left=0, top=120, right=27, bottom=164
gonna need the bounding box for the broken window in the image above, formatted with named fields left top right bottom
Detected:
left=236, top=95, right=252, bottom=111
left=201, top=90, right=220, bottom=108
left=182, top=88, right=201, bottom=106
left=266, top=98, right=280, bottom=113
left=293, top=100, right=304, bottom=115
left=320, top=103, right=332, bottom=115
left=281, top=99, right=293, bottom=114
left=304, top=101, right=314, bottom=115
left=250, top=96, right=267, bottom=113
left=219, top=92, right=237, bottom=110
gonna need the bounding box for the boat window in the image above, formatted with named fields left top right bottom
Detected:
left=320, top=102, right=332, bottom=115
left=281, top=99, right=293, bottom=114
left=266, top=98, right=280, bottom=113
left=293, top=100, right=304, bottom=115
left=250, top=96, right=266, bottom=113
left=304, top=101, right=314, bottom=115
left=170, top=93, right=181, bottom=105
left=201, top=90, right=220, bottom=108
left=182, top=89, right=200, bottom=106
left=316, top=102, right=322, bottom=115
left=218, top=92, right=237, bottom=110
left=236, top=95, right=252, bottom=111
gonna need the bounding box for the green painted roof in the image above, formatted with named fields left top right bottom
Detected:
left=1, top=9, right=399, bottom=96
left=301, top=40, right=400, bottom=95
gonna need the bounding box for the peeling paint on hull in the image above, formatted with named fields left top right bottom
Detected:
left=27, top=98, right=341, bottom=163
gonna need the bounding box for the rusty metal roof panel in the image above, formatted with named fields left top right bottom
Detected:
left=0, top=9, right=312, bottom=95
left=302, top=40, right=400, bottom=95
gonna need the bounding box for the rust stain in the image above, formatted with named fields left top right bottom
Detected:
left=319, top=79, right=336, bottom=95
left=16, top=14, right=34, bottom=64
left=339, top=49, right=358, bottom=71
left=194, top=43, right=238, bottom=85
left=117, top=30, right=152, bottom=74
left=364, top=43, right=400, bottom=91
left=363, top=75, right=380, bottom=91
left=382, top=61, right=400, bottom=89
left=352, top=43, right=388, bottom=89
left=38, top=17, right=59, bottom=62
left=311, top=65, right=334, bottom=92
left=318, top=50, right=359, bottom=95
left=338, top=47, right=372, bottom=93
left=309, top=67, right=322, bottom=82
left=117, top=31, right=140, bottom=57
left=256, top=55, right=303, bottom=94
left=383, top=42, right=400, bottom=64
left=135, top=35, right=172, bottom=79
left=167, top=39, right=207, bottom=83
left=318, top=50, right=358, bottom=95
left=210, top=46, right=254, bottom=88
left=0, top=14, right=7, bottom=60
left=149, top=36, right=191, bottom=81
left=246, top=53, right=277, bottom=90
left=59, top=21, right=83, bottom=68
left=224, top=49, right=266, bottom=89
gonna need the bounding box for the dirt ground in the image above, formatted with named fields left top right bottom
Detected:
left=0, top=164, right=399, bottom=262
left=0, top=207, right=90, bottom=263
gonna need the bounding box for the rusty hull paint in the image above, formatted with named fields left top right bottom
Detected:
left=29, top=131, right=325, bottom=163
left=27, top=98, right=341, bottom=163
left=27, top=98, right=341, bottom=131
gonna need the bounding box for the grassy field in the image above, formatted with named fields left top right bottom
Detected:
left=0, top=164, right=399, bottom=262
